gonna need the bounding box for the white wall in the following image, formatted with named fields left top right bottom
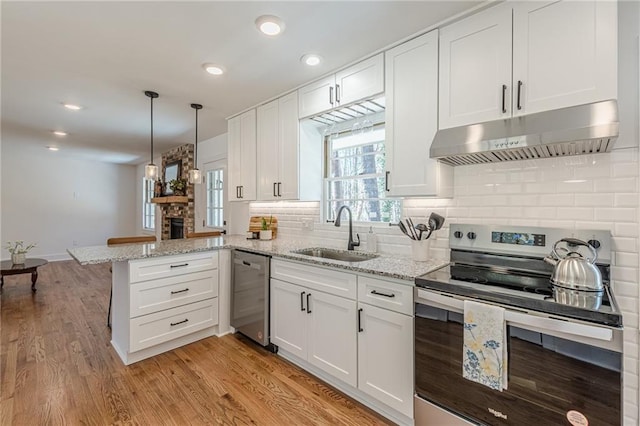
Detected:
left=1, top=142, right=137, bottom=260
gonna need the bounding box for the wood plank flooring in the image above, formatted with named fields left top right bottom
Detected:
left=1, top=260, right=393, bottom=425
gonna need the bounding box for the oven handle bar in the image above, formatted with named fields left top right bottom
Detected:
left=416, top=288, right=614, bottom=342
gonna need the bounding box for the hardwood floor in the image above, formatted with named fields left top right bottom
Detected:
left=1, top=260, right=393, bottom=425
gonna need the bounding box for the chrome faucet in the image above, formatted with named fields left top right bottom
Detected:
left=334, top=205, right=360, bottom=251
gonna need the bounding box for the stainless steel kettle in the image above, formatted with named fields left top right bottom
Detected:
left=544, top=238, right=603, bottom=291
left=544, top=238, right=604, bottom=309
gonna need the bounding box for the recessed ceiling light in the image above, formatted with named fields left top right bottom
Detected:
left=301, top=54, right=322, bottom=66
left=53, top=131, right=68, bottom=136
left=203, top=64, right=224, bottom=75
left=63, top=103, right=82, bottom=110
left=47, top=146, right=59, bottom=151
left=255, top=15, right=285, bottom=36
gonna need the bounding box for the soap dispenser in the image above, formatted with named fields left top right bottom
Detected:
left=367, top=226, right=378, bottom=253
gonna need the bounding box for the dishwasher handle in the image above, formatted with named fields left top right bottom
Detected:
left=233, top=257, right=264, bottom=270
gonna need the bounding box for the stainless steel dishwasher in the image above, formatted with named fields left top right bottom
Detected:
left=231, top=250, right=276, bottom=351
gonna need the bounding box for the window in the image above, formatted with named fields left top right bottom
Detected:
left=206, top=168, right=224, bottom=228
left=142, top=177, right=155, bottom=230
left=324, top=123, right=401, bottom=223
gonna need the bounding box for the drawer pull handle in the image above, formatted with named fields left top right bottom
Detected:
left=170, top=288, right=189, bottom=295
left=170, top=263, right=189, bottom=269
left=300, top=291, right=306, bottom=311
left=358, top=308, right=363, bottom=332
left=306, top=293, right=312, bottom=314
left=371, top=290, right=395, bottom=298
left=170, top=318, right=189, bottom=326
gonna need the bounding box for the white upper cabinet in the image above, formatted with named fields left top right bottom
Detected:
left=257, top=92, right=300, bottom=201
left=298, top=53, right=384, bottom=119
left=227, top=109, right=257, bottom=201
left=512, top=0, right=617, bottom=116
left=385, top=30, right=452, bottom=197
left=334, top=54, right=384, bottom=107
left=439, top=0, right=617, bottom=129
left=439, top=3, right=513, bottom=129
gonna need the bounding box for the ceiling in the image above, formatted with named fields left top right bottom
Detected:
left=2, top=1, right=479, bottom=165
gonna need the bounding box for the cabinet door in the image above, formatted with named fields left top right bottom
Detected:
left=439, top=3, right=512, bottom=129
left=270, top=279, right=307, bottom=359
left=298, top=75, right=335, bottom=119
left=239, top=109, right=257, bottom=200
left=227, top=115, right=243, bottom=201
left=512, top=0, right=617, bottom=116
left=257, top=100, right=280, bottom=201
left=385, top=30, right=452, bottom=198
left=358, top=304, right=413, bottom=418
left=335, top=53, right=384, bottom=107
left=278, top=92, right=299, bottom=200
left=307, top=291, right=358, bottom=387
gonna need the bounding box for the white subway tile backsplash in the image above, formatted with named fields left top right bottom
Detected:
left=595, top=208, right=638, bottom=223
left=615, top=193, right=639, bottom=207
left=556, top=207, right=594, bottom=221
left=539, top=193, right=575, bottom=206
left=557, top=180, right=595, bottom=193
left=595, top=178, right=638, bottom=193
left=574, top=193, right=615, bottom=206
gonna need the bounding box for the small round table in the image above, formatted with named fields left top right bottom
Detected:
left=0, top=258, right=48, bottom=292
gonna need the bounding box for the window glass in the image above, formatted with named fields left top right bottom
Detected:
left=142, top=177, right=155, bottom=230
left=324, top=123, right=401, bottom=223
left=206, top=168, right=224, bottom=228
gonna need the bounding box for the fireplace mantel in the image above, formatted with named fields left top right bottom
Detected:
left=151, top=196, right=189, bottom=204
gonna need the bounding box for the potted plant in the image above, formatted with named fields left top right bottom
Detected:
left=169, top=178, right=187, bottom=196
left=5, top=240, right=36, bottom=264
left=260, top=216, right=273, bottom=240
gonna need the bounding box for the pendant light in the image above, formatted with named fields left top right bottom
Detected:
left=188, top=103, right=203, bottom=184
left=144, top=90, right=159, bottom=180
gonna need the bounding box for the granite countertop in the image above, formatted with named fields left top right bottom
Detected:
left=67, top=235, right=449, bottom=282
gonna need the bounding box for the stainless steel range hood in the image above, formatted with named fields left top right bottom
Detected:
left=430, top=100, right=619, bottom=166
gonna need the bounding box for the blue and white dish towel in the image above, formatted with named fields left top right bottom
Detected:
left=462, top=300, right=508, bottom=391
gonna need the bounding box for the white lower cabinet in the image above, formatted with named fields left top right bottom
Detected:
left=357, top=303, right=413, bottom=417
left=111, top=252, right=219, bottom=365
left=270, top=277, right=358, bottom=386
left=270, top=259, right=413, bottom=423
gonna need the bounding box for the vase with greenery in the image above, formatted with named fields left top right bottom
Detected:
left=169, top=178, right=187, bottom=196
left=260, top=216, right=273, bottom=240
left=5, top=241, right=36, bottom=264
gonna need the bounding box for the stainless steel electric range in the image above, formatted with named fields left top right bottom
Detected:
left=414, top=224, right=623, bottom=426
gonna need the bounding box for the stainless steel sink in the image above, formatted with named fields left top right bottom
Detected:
left=292, top=247, right=378, bottom=262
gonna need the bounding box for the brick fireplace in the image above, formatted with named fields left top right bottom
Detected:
left=157, top=143, right=195, bottom=240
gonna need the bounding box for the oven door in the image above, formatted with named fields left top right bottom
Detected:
left=415, top=288, right=622, bottom=426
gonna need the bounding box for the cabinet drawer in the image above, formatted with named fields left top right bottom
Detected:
left=272, top=259, right=356, bottom=299
left=129, top=298, right=218, bottom=352
left=357, top=276, right=413, bottom=315
left=129, top=251, right=218, bottom=283
left=130, top=270, right=219, bottom=318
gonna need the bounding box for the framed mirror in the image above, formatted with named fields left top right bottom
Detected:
left=164, top=161, right=181, bottom=194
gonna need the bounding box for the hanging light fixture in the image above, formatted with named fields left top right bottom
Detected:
left=144, top=90, right=159, bottom=180
left=188, top=103, right=203, bottom=184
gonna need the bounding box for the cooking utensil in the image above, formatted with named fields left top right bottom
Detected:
left=406, top=218, right=419, bottom=240
left=415, top=223, right=429, bottom=240
left=398, top=221, right=414, bottom=240
left=428, top=212, right=445, bottom=231
left=544, top=238, right=603, bottom=308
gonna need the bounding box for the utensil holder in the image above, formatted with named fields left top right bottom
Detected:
left=411, top=240, right=430, bottom=262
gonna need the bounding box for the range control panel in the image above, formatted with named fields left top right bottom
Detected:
left=449, top=224, right=611, bottom=263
